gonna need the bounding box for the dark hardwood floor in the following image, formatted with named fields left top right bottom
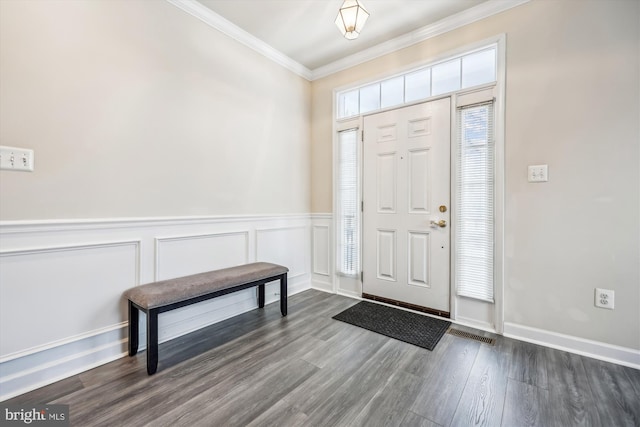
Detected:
left=5, top=290, right=640, bottom=426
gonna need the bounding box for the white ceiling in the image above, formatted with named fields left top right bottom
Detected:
left=197, top=0, right=488, bottom=71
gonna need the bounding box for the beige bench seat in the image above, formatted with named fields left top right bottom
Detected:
left=124, top=262, right=288, bottom=374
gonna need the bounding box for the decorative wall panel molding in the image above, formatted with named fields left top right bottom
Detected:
left=310, top=216, right=333, bottom=293
left=256, top=226, right=309, bottom=280
left=0, top=240, right=141, bottom=357
left=0, top=214, right=312, bottom=401
left=312, top=225, right=330, bottom=276
left=155, top=231, right=250, bottom=280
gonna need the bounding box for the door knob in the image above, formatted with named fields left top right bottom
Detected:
left=430, top=219, right=447, bottom=228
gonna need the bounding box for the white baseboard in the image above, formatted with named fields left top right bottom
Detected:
left=453, top=316, right=496, bottom=334
left=503, top=322, right=640, bottom=369
left=0, top=327, right=127, bottom=402
left=310, top=279, right=333, bottom=293
left=311, top=285, right=335, bottom=294
left=336, top=289, right=362, bottom=300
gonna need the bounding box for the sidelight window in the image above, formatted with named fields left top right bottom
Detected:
left=337, top=129, right=359, bottom=276
left=455, top=101, right=495, bottom=302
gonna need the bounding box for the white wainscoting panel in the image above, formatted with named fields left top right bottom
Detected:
left=312, top=225, right=329, bottom=276
left=310, top=215, right=333, bottom=293
left=155, top=231, right=249, bottom=280
left=256, top=225, right=310, bottom=303
left=0, top=241, right=140, bottom=357
left=256, top=226, right=308, bottom=280
left=0, top=214, right=311, bottom=401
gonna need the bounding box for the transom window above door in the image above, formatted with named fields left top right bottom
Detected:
left=336, top=45, right=496, bottom=119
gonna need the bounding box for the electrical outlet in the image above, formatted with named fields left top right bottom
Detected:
left=528, top=164, right=548, bottom=182
left=595, top=288, right=614, bottom=310
left=0, top=146, right=34, bottom=172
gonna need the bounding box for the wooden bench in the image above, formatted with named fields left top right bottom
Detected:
left=124, top=262, right=288, bottom=374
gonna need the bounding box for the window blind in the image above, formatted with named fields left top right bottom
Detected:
left=337, top=129, right=359, bottom=276
left=455, top=102, right=495, bottom=302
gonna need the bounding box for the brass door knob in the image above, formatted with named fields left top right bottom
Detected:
left=430, top=219, right=447, bottom=228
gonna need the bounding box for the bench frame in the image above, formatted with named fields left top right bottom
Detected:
left=128, top=272, right=287, bottom=375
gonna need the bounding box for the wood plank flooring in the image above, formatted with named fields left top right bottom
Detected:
left=5, top=290, right=640, bottom=426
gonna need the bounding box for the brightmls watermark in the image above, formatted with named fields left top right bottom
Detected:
left=0, top=405, right=69, bottom=426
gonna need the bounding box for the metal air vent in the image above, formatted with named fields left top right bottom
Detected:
left=447, top=328, right=495, bottom=345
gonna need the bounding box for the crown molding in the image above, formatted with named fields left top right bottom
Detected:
left=310, top=0, right=530, bottom=80
left=165, top=0, right=313, bottom=80
left=166, top=0, right=529, bottom=82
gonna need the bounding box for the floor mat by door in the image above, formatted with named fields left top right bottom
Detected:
left=332, top=301, right=451, bottom=351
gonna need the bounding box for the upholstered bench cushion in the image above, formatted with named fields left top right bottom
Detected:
left=124, top=262, right=288, bottom=310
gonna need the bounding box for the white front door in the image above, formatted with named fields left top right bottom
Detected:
left=362, top=98, right=451, bottom=315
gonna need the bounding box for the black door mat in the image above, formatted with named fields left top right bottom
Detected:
left=332, top=301, right=451, bottom=351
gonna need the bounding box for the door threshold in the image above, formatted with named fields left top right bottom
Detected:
left=362, top=293, right=450, bottom=318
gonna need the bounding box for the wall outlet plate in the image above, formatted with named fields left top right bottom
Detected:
left=528, top=164, right=548, bottom=182
left=595, top=288, right=614, bottom=310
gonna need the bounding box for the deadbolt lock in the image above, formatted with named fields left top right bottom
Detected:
left=439, top=205, right=447, bottom=213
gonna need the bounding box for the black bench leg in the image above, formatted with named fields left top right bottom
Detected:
left=258, top=284, right=265, bottom=308
left=280, top=274, right=287, bottom=316
left=128, top=300, right=138, bottom=356
left=147, top=309, right=159, bottom=375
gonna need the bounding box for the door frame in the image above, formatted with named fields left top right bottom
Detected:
left=331, top=34, right=506, bottom=333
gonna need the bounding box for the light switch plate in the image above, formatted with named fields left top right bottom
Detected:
left=0, top=146, right=34, bottom=171
left=528, top=164, right=548, bottom=182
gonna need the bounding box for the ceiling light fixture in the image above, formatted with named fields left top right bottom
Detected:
left=335, top=0, right=369, bottom=40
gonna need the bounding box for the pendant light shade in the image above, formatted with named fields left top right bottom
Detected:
left=335, top=0, right=369, bottom=40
